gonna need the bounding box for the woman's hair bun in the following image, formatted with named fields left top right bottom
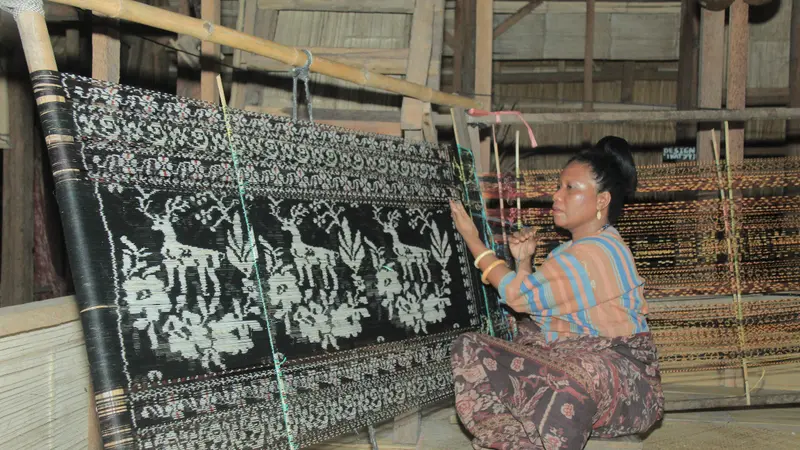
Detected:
left=595, top=135, right=638, bottom=197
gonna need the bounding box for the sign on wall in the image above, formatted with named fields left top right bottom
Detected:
left=663, top=146, right=697, bottom=162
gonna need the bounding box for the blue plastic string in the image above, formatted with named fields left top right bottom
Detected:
left=218, top=84, right=297, bottom=450
left=455, top=144, right=497, bottom=337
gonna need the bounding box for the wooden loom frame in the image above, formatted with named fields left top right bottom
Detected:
left=3, top=0, right=800, bottom=448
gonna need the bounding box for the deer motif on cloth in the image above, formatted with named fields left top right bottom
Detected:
left=374, top=207, right=433, bottom=281
left=135, top=188, right=228, bottom=317
left=270, top=199, right=341, bottom=291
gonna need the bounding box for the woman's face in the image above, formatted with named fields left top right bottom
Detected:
left=551, top=162, right=601, bottom=231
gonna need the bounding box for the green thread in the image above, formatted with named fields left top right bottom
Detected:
left=456, top=144, right=496, bottom=337
left=219, top=102, right=297, bottom=450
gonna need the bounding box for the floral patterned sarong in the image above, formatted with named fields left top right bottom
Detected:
left=451, top=320, right=664, bottom=450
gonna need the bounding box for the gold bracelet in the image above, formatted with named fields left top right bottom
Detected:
left=481, top=260, right=506, bottom=285
left=473, top=249, right=495, bottom=268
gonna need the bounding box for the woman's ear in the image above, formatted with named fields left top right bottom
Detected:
left=597, top=191, right=611, bottom=212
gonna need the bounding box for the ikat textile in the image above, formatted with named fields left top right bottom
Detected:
left=31, top=71, right=507, bottom=449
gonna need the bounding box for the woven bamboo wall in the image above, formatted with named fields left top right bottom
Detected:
left=240, top=7, right=411, bottom=113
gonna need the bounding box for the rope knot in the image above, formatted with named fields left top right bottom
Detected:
left=291, top=49, right=314, bottom=122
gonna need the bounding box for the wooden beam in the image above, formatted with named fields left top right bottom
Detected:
left=246, top=48, right=410, bottom=75
left=725, top=0, right=748, bottom=163
left=696, top=9, right=725, bottom=162
left=91, top=15, right=120, bottom=82
left=493, top=0, right=544, bottom=39
left=201, top=0, right=221, bottom=104
left=447, top=66, right=679, bottom=84
left=1, top=40, right=35, bottom=308
left=432, top=107, right=800, bottom=126
left=583, top=0, right=595, bottom=144
left=256, top=0, right=416, bottom=13
left=676, top=0, right=700, bottom=143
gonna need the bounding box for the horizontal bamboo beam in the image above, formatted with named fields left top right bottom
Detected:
left=48, top=0, right=480, bottom=109
left=246, top=48, right=410, bottom=75
left=432, top=107, right=800, bottom=126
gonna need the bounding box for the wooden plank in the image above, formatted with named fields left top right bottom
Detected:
left=246, top=48, right=409, bottom=75
left=676, top=0, right=699, bottom=142
left=493, top=0, right=544, bottom=39
left=725, top=0, right=748, bottom=163
left=256, top=0, right=416, bottom=13
left=621, top=61, right=635, bottom=103
left=230, top=0, right=259, bottom=108
left=91, top=16, right=120, bottom=83
left=453, top=0, right=476, bottom=96
left=696, top=9, right=725, bottom=162
left=424, top=0, right=447, bottom=143
left=1, top=42, right=35, bottom=308
left=0, top=295, right=78, bottom=338
left=583, top=0, right=596, bottom=144
left=401, top=0, right=436, bottom=132
left=244, top=106, right=403, bottom=135
left=201, top=0, right=221, bottom=104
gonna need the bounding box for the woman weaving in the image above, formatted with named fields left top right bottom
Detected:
left=449, top=136, right=664, bottom=449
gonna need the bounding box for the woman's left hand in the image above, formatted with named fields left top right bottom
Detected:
left=449, top=199, right=480, bottom=243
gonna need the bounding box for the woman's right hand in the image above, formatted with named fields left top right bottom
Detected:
left=509, top=227, right=538, bottom=261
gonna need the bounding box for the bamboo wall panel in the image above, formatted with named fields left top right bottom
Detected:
left=0, top=321, right=92, bottom=449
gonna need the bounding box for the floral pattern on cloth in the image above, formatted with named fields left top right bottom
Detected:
left=452, top=320, right=664, bottom=450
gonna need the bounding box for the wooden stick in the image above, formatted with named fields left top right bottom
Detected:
left=432, top=107, right=800, bottom=126
left=48, top=0, right=479, bottom=109
left=515, top=130, right=521, bottom=230
left=583, top=0, right=595, bottom=144
left=200, top=0, right=221, bottom=104
left=493, top=0, right=543, bottom=39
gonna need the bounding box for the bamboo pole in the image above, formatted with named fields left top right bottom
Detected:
left=432, top=107, right=800, bottom=126
left=15, top=9, right=58, bottom=73
left=47, top=0, right=480, bottom=109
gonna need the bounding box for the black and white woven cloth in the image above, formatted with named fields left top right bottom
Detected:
left=31, top=71, right=506, bottom=449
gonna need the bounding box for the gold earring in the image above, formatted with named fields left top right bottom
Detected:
left=596, top=210, right=602, bottom=220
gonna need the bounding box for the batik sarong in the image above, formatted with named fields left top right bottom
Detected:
left=451, top=319, right=664, bottom=450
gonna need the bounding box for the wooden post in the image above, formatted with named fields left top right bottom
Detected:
left=583, top=0, right=595, bottom=145
left=400, top=0, right=435, bottom=138
left=92, top=15, right=120, bottom=82
left=725, top=0, right=748, bottom=163
left=696, top=8, right=725, bottom=162
left=677, top=0, right=700, bottom=144
left=0, top=18, right=35, bottom=308
left=201, top=0, right=220, bottom=104
left=788, top=0, right=800, bottom=157
left=453, top=0, right=476, bottom=98
left=475, top=0, right=493, bottom=172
